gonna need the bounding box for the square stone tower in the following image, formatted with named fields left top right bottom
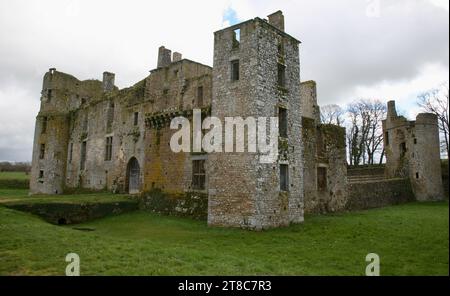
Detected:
left=207, top=11, right=304, bottom=229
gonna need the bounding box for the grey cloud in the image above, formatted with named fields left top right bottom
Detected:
left=0, top=0, right=448, bottom=161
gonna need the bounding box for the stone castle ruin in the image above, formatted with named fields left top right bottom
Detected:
left=30, top=11, right=445, bottom=229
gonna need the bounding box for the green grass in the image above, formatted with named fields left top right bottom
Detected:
left=0, top=189, right=131, bottom=205
left=0, top=200, right=448, bottom=275
left=0, top=172, right=29, bottom=180
left=0, top=172, right=29, bottom=189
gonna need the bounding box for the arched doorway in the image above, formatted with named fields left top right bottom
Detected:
left=127, top=157, right=141, bottom=194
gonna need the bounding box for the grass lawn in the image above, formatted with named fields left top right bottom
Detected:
left=0, top=200, right=448, bottom=275
left=0, top=189, right=132, bottom=205
left=0, top=172, right=29, bottom=180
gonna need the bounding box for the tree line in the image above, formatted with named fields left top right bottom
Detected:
left=0, top=162, right=31, bottom=173
left=320, top=82, right=449, bottom=166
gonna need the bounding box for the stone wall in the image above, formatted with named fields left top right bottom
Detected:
left=346, top=178, right=414, bottom=211
left=347, top=165, right=385, bottom=177
left=302, top=117, right=348, bottom=214
left=6, top=200, right=139, bottom=225
left=442, top=160, right=449, bottom=199
left=140, top=189, right=208, bottom=220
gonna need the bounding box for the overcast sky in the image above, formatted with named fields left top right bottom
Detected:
left=0, top=0, right=448, bottom=161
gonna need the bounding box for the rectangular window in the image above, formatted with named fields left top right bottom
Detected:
left=69, top=143, right=73, bottom=163
left=39, top=144, right=45, bottom=159
left=414, top=138, right=417, bottom=144
left=80, top=141, right=87, bottom=170
left=416, top=172, right=419, bottom=179
left=82, top=114, right=89, bottom=134
left=277, top=41, right=284, bottom=56
left=47, top=89, right=52, bottom=101
left=39, top=170, right=44, bottom=179
left=279, top=107, right=288, bottom=138
left=400, top=142, right=407, bottom=157
left=231, top=60, right=239, bottom=81
left=385, top=132, right=389, bottom=146
left=197, top=86, right=204, bottom=107
left=41, top=117, right=48, bottom=134
left=280, top=164, right=289, bottom=192
left=277, top=63, right=286, bottom=87
left=106, top=103, right=114, bottom=133
left=192, top=160, right=206, bottom=190
left=317, top=167, right=327, bottom=191
left=233, top=29, right=240, bottom=48
left=134, top=112, right=139, bottom=126
left=105, top=137, right=113, bottom=161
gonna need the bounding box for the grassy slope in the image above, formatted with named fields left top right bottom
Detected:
left=0, top=201, right=448, bottom=275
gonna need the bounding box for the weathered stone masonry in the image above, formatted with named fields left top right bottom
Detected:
left=208, top=12, right=303, bottom=229
left=30, top=11, right=444, bottom=230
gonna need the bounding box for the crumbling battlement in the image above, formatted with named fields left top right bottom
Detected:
left=383, top=100, right=443, bottom=201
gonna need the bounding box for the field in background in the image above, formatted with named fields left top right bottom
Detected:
left=0, top=172, right=29, bottom=180
left=0, top=172, right=29, bottom=190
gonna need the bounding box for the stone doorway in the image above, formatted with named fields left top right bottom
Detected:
left=127, top=157, right=141, bottom=194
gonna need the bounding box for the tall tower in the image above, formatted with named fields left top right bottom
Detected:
left=208, top=11, right=304, bottom=229
left=30, top=69, right=70, bottom=194
left=382, top=100, right=443, bottom=201
left=410, top=113, right=443, bottom=201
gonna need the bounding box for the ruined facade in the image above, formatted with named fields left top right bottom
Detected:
left=31, top=11, right=303, bottom=229
left=300, top=81, right=348, bottom=213
left=30, top=11, right=444, bottom=229
left=383, top=101, right=444, bottom=201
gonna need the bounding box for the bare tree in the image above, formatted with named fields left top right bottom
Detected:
left=346, top=99, right=386, bottom=165
left=320, top=104, right=345, bottom=126
left=363, top=100, right=386, bottom=165
left=417, top=83, right=449, bottom=158
left=347, top=103, right=365, bottom=166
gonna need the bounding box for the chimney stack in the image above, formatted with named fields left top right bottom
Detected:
left=157, top=46, right=172, bottom=68
left=172, top=52, right=182, bottom=62
left=267, top=11, right=285, bottom=32
left=387, top=100, right=398, bottom=119
left=103, top=72, right=115, bottom=92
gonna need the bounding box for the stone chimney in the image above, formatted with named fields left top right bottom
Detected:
left=387, top=100, right=398, bottom=119
left=267, top=11, right=285, bottom=32
left=103, top=72, right=115, bottom=92
left=172, top=52, right=182, bottom=62
left=157, top=46, right=172, bottom=68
